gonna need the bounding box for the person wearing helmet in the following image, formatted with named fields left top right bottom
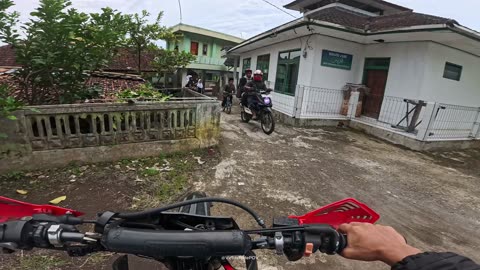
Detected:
left=244, top=70, right=267, bottom=119
left=238, top=68, right=253, bottom=104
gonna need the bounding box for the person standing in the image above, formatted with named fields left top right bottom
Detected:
left=238, top=69, right=253, bottom=105
left=185, top=75, right=194, bottom=89
left=197, top=79, right=204, bottom=94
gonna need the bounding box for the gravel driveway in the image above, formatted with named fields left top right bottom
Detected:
left=196, top=105, right=480, bottom=270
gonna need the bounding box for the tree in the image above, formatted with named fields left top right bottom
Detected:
left=151, top=49, right=196, bottom=86
left=126, top=10, right=177, bottom=74
left=0, top=84, right=23, bottom=139
left=0, top=0, right=190, bottom=104
left=0, top=0, right=19, bottom=44
left=0, top=0, right=131, bottom=104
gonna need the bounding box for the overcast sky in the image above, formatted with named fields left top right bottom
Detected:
left=5, top=0, right=480, bottom=44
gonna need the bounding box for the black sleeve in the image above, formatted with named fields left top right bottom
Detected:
left=392, top=252, right=480, bottom=270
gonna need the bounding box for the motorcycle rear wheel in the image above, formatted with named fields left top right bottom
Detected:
left=261, top=112, right=275, bottom=135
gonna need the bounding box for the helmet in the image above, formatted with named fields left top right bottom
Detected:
left=253, top=70, right=263, bottom=82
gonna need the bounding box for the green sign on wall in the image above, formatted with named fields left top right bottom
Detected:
left=321, top=50, right=353, bottom=70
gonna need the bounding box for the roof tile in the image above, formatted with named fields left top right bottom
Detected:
left=0, top=46, right=156, bottom=72
left=307, top=7, right=455, bottom=32
left=0, top=45, right=19, bottom=67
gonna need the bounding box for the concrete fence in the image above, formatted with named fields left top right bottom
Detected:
left=0, top=89, right=221, bottom=173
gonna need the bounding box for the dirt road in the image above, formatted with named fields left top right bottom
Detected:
left=196, top=106, right=480, bottom=270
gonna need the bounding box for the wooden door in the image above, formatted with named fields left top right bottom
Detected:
left=363, top=70, right=388, bottom=119
left=190, top=42, right=199, bottom=55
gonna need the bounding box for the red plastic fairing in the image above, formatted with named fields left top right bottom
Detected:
left=288, top=198, right=380, bottom=228
left=221, top=262, right=236, bottom=270
left=0, top=196, right=84, bottom=222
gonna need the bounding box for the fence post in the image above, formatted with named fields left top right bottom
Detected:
left=474, top=108, right=480, bottom=139
left=416, top=102, right=438, bottom=141
left=294, top=85, right=305, bottom=118
left=347, top=91, right=360, bottom=119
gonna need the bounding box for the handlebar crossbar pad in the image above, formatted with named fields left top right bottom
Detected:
left=101, top=228, right=252, bottom=258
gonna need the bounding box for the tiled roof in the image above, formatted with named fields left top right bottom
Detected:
left=104, top=48, right=156, bottom=72
left=0, top=45, right=19, bottom=67
left=0, top=72, right=144, bottom=104
left=86, top=73, right=145, bottom=98
left=367, top=11, right=457, bottom=32
left=307, top=6, right=370, bottom=30
left=0, top=46, right=156, bottom=72
left=308, top=7, right=456, bottom=32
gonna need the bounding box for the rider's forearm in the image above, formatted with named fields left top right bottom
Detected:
left=381, top=245, right=421, bottom=266
left=391, top=252, right=480, bottom=270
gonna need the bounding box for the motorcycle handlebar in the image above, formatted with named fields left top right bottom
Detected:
left=102, top=228, right=252, bottom=258
left=0, top=220, right=347, bottom=260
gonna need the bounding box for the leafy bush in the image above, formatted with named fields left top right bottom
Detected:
left=115, top=83, right=170, bottom=101
left=0, top=84, right=23, bottom=138
left=0, top=84, right=22, bottom=120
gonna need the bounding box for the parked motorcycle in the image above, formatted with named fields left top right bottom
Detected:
left=241, top=89, right=275, bottom=135
left=0, top=194, right=379, bottom=270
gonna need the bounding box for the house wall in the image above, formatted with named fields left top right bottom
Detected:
left=171, top=33, right=237, bottom=60
left=239, top=38, right=309, bottom=84
left=364, top=41, right=430, bottom=99
left=421, top=42, right=480, bottom=107
left=309, top=35, right=364, bottom=89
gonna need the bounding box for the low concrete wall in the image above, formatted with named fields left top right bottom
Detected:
left=272, top=110, right=348, bottom=127
left=273, top=109, right=480, bottom=151
left=349, top=120, right=480, bottom=151
left=0, top=92, right=220, bottom=173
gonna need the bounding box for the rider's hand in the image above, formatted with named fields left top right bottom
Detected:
left=338, top=223, right=421, bottom=266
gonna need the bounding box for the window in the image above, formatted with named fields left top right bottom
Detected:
left=202, top=44, right=208, bottom=56
left=190, top=42, right=199, bottom=55
left=274, top=49, right=301, bottom=95
left=443, top=62, right=462, bottom=81
left=256, top=54, right=270, bottom=81
left=242, top=58, right=251, bottom=75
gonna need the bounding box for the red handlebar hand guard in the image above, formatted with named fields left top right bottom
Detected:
left=288, top=198, right=380, bottom=229
left=0, top=196, right=84, bottom=222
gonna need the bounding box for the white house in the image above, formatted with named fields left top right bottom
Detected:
left=227, top=0, right=480, bottom=147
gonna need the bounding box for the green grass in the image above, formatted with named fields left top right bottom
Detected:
left=130, top=150, right=206, bottom=209
left=18, top=255, right=66, bottom=270
left=142, top=168, right=160, bottom=176
left=119, top=158, right=132, bottom=165
left=68, top=165, right=82, bottom=176
left=2, top=171, right=25, bottom=180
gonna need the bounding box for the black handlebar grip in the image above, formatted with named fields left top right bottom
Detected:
left=101, top=227, right=252, bottom=258
left=336, top=234, right=348, bottom=254
left=0, top=221, right=32, bottom=247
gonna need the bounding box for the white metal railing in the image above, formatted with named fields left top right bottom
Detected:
left=271, top=92, right=295, bottom=117
left=424, top=103, right=480, bottom=141
left=264, top=81, right=480, bottom=142
left=194, top=56, right=225, bottom=66
left=266, top=81, right=295, bottom=116
left=299, top=86, right=347, bottom=119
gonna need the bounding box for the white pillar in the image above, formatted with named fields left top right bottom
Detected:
left=474, top=109, right=480, bottom=139
left=294, top=85, right=305, bottom=118
left=180, top=69, right=190, bottom=88
left=233, top=57, right=239, bottom=86
left=347, top=91, right=360, bottom=119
